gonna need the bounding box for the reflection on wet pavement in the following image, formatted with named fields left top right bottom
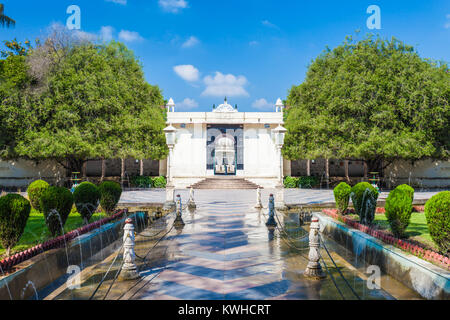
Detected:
left=51, top=190, right=422, bottom=300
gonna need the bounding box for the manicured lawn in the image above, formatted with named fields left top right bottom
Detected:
left=348, top=211, right=436, bottom=250
left=0, top=207, right=107, bottom=258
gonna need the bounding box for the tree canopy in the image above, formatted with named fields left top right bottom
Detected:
left=0, top=29, right=167, bottom=172
left=284, top=34, right=449, bottom=172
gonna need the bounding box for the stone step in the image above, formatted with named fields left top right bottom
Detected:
left=189, top=178, right=262, bottom=190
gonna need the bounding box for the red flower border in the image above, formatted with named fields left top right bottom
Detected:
left=0, top=210, right=127, bottom=273
left=322, top=209, right=449, bottom=270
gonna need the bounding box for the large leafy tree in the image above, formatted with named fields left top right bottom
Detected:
left=1, top=29, right=167, bottom=173
left=0, top=4, right=15, bottom=28
left=0, top=40, right=34, bottom=158
left=284, top=35, right=449, bottom=173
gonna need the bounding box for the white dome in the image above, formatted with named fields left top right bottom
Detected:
left=213, top=98, right=237, bottom=113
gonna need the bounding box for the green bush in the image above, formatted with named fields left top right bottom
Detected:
left=385, top=188, right=413, bottom=238
left=27, top=180, right=49, bottom=212
left=283, top=176, right=298, bottom=188
left=130, top=176, right=152, bottom=188
left=334, top=182, right=351, bottom=215
left=39, top=187, right=74, bottom=237
left=297, top=176, right=319, bottom=189
left=98, top=181, right=122, bottom=215
left=395, top=184, right=414, bottom=201
left=152, top=176, right=167, bottom=188
left=350, top=182, right=379, bottom=225
left=73, top=182, right=100, bottom=224
left=424, top=191, right=450, bottom=255
left=0, top=194, right=31, bottom=256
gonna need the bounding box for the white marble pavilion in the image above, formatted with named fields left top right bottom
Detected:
left=163, top=98, right=288, bottom=189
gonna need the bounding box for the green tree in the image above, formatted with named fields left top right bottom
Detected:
left=0, top=4, right=15, bottom=28
left=0, top=40, right=34, bottom=159
left=13, top=40, right=167, bottom=172
left=284, top=35, right=449, bottom=172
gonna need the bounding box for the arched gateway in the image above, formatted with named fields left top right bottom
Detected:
left=164, top=98, right=288, bottom=188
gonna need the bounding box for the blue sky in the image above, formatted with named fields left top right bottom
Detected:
left=1, top=0, right=449, bottom=112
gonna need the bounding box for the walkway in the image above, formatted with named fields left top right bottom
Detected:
left=52, top=190, right=422, bottom=300
left=119, top=189, right=443, bottom=207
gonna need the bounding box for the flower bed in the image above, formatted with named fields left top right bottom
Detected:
left=0, top=210, right=126, bottom=273
left=322, top=208, right=450, bottom=270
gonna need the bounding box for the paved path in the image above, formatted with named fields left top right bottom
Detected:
left=119, top=189, right=443, bottom=206
left=95, top=190, right=419, bottom=300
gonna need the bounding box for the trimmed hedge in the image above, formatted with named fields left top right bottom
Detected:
left=385, top=188, right=413, bottom=238
left=152, top=176, right=167, bottom=189
left=27, top=180, right=49, bottom=212
left=396, top=184, right=414, bottom=201
left=73, top=182, right=101, bottom=224
left=334, top=182, right=351, bottom=215
left=350, top=182, right=379, bottom=225
left=98, top=181, right=122, bottom=215
left=298, top=176, right=319, bottom=189
left=425, top=191, right=450, bottom=255
left=130, top=176, right=152, bottom=188
left=0, top=194, right=31, bottom=256
left=283, top=176, right=297, bottom=188
left=40, top=187, right=74, bottom=237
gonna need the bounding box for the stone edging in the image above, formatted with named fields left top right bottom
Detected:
left=322, top=209, right=449, bottom=270
left=0, top=210, right=127, bottom=273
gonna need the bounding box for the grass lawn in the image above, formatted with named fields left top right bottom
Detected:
left=0, top=207, right=107, bottom=258
left=348, top=212, right=436, bottom=251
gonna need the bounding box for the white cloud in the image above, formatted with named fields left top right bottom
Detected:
left=105, top=0, right=127, bottom=4
left=252, top=98, right=273, bottom=110
left=118, top=30, right=144, bottom=42
left=249, top=41, right=259, bottom=46
left=445, top=14, right=450, bottom=29
left=177, top=98, right=199, bottom=110
left=73, top=30, right=98, bottom=42
left=159, top=0, right=188, bottom=13
left=182, top=36, right=199, bottom=48
left=262, top=20, right=279, bottom=29
left=173, top=65, right=200, bottom=82
left=100, top=26, right=114, bottom=42
left=202, top=72, right=249, bottom=97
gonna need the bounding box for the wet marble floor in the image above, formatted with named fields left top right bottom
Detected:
left=49, top=190, right=422, bottom=300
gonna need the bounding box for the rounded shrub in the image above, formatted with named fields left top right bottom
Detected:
left=73, top=182, right=100, bottom=225
left=283, top=176, right=298, bottom=188
left=424, top=191, right=450, bottom=255
left=98, top=181, right=122, bottom=215
left=27, top=179, right=49, bottom=212
left=385, top=188, right=413, bottom=238
left=334, top=182, right=351, bottom=215
left=350, top=182, right=379, bottom=225
left=152, top=176, right=167, bottom=189
left=40, top=187, right=74, bottom=237
left=0, top=194, right=31, bottom=256
left=395, top=184, right=414, bottom=201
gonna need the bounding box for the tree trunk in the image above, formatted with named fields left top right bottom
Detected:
left=325, top=158, right=330, bottom=189
left=101, top=159, right=106, bottom=182
left=363, top=161, right=368, bottom=179
left=82, top=161, right=87, bottom=179
left=306, top=160, right=311, bottom=177
left=140, top=159, right=144, bottom=176
left=6, top=247, right=10, bottom=257
left=344, top=160, right=350, bottom=183
left=121, top=158, right=125, bottom=187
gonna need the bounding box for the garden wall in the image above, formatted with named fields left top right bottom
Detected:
left=316, top=212, right=450, bottom=300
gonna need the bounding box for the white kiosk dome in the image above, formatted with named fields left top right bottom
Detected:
left=213, top=97, right=238, bottom=113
